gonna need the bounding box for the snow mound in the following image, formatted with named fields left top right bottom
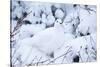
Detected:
left=55, top=8, right=65, bottom=20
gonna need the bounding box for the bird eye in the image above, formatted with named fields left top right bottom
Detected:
left=56, top=20, right=58, bottom=23
left=60, top=23, right=62, bottom=24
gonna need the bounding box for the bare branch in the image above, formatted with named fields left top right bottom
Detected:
left=11, top=11, right=32, bottom=38
left=47, top=47, right=72, bottom=64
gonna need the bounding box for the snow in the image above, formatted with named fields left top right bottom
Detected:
left=11, top=1, right=97, bottom=66
left=12, top=5, right=24, bottom=18
left=11, top=20, right=17, bottom=32
left=54, top=3, right=61, bottom=9
left=76, top=6, right=96, bottom=36
left=23, top=13, right=41, bottom=24
left=41, top=13, right=47, bottom=23
left=63, top=22, right=74, bottom=33
left=46, top=14, right=55, bottom=26
left=55, top=8, right=65, bottom=20
left=18, top=24, right=46, bottom=40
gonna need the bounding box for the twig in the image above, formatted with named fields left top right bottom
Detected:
left=27, top=56, right=37, bottom=66
left=36, top=56, right=42, bottom=66
left=29, top=59, right=50, bottom=66
left=47, top=47, right=72, bottom=64
left=27, top=47, right=72, bottom=66
left=78, top=47, right=83, bottom=62
left=90, top=35, right=96, bottom=46
left=61, top=55, right=67, bottom=63
left=11, top=11, right=32, bottom=38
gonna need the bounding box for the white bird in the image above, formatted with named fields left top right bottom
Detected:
left=31, top=19, right=65, bottom=58
left=17, top=19, right=65, bottom=58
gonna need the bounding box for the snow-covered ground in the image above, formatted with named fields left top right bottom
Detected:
left=10, top=0, right=97, bottom=66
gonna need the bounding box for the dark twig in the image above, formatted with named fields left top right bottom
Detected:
left=47, top=47, right=72, bottom=64
left=27, top=47, right=72, bottom=66
left=11, top=11, right=32, bottom=38
left=36, top=56, right=42, bottom=66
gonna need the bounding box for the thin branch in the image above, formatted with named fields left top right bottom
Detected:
left=27, top=56, right=37, bottom=66
left=11, top=11, right=32, bottom=38
left=36, top=56, right=42, bottom=65
left=27, top=46, right=72, bottom=66
left=61, top=55, right=67, bottom=63
left=47, top=47, right=72, bottom=64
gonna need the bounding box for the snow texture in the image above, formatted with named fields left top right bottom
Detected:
left=10, top=0, right=97, bottom=67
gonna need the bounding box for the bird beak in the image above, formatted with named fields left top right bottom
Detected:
left=60, top=21, right=63, bottom=24
left=60, top=23, right=64, bottom=27
left=60, top=23, right=63, bottom=24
